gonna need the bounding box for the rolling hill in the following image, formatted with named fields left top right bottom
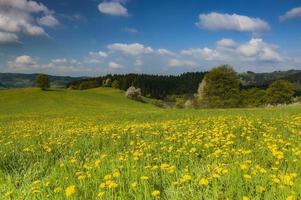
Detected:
left=0, top=73, right=82, bottom=89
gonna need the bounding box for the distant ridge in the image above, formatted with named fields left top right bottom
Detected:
left=0, top=73, right=83, bottom=89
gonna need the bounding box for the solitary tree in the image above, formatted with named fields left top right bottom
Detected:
left=198, top=65, right=241, bottom=108
left=125, top=86, right=143, bottom=101
left=36, top=74, right=50, bottom=90
left=266, top=80, right=294, bottom=105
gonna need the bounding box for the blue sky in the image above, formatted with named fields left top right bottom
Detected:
left=0, top=0, right=301, bottom=76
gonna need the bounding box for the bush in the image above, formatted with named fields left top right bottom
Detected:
left=198, top=65, right=240, bottom=108
left=36, top=74, right=50, bottom=90
left=125, top=86, right=143, bottom=101
left=266, top=80, right=294, bottom=105
left=240, top=88, right=267, bottom=107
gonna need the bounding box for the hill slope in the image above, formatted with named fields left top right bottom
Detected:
left=0, top=87, right=161, bottom=121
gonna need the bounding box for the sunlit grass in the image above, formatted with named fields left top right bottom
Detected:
left=0, top=88, right=300, bottom=199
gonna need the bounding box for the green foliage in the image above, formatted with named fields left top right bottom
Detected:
left=198, top=65, right=241, bottom=108
left=111, top=80, right=120, bottom=89
left=36, top=74, right=50, bottom=90
left=266, top=80, right=294, bottom=105
left=68, top=72, right=205, bottom=99
left=240, top=88, right=267, bottom=107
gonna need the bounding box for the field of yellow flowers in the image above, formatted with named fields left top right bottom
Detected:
left=0, top=88, right=301, bottom=199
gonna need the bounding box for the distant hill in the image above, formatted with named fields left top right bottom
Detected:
left=240, top=69, right=301, bottom=87
left=1, top=70, right=301, bottom=95
left=0, top=73, right=83, bottom=89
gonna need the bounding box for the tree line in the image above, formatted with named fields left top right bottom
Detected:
left=36, top=65, right=299, bottom=108
left=66, top=72, right=206, bottom=99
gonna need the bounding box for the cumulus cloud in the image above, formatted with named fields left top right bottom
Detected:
left=196, top=12, right=270, bottom=32
left=181, top=47, right=221, bottom=61
left=216, top=38, right=238, bottom=48
left=168, top=59, right=198, bottom=67
left=108, top=61, right=122, bottom=69
left=279, top=7, right=301, bottom=21
left=8, top=55, right=38, bottom=69
left=86, top=51, right=108, bottom=63
left=107, top=43, right=154, bottom=55
left=237, top=38, right=282, bottom=61
left=0, top=32, right=19, bottom=44
left=0, top=0, right=59, bottom=44
left=4, top=38, right=295, bottom=76
left=98, top=1, right=128, bottom=16
left=7, top=55, right=90, bottom=75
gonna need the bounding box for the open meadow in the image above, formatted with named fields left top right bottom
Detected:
left=0, top=88, right=301, bottom=200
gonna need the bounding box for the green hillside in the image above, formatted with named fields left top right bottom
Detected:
left=0, top=88, right=301, bottom=199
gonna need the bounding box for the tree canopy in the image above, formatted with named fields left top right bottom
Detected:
left=198, top=65, right=241, bottom=108
left=36, top=74, right=50, bottom=90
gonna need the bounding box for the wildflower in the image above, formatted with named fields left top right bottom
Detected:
left=65, top=185, right=76, bottom=197
left=140, top=176, right=149, bottom=181
left=286, top=196, right=294, bottom=200
left=5, top=191, right=12, bottom=198
left=199, top=178, right=209, bottom=186
left=99, top=182, right=106, bottom=189
left=54, top=187, right=62, bottom=193
left=151, top=190, right=160, bottom=198
left=242, top=196, right=250, bottom=200
left=131, top=181, right=138, bottom=189
left=113, top=170, right=120, bottom=178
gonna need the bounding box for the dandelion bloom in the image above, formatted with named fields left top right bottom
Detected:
left=151, top=190, right=160, bottom=198
left=65, top=185, right=76, bottom=197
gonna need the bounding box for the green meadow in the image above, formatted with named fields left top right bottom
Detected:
left=0, top=88, right=301, bottom=199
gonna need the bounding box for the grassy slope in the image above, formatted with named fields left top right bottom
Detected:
left=1, top=88, right=301, bottom=199
left=1, top=87, right=300, bottom=121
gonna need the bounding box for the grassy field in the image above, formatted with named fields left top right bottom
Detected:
left=0, top=88, right=301, bottom=200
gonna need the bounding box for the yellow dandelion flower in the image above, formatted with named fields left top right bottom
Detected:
left=242, top=196, right=250, bottom=200
left=199, top=178, right=209, bottom=186
left=65, top=185, right=76, bottom=197
left=140, top=176, right=149, bottom=181
left=151, top=190, right=160, bottom=198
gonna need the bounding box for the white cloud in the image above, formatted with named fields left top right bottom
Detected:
left=157, top=48, right=177, bottom=56
left=15, top=55, right=36, bottom=64
left=8, top=55, right=39, bottom=69
left=86, top=51, right=108, bottom=63
left=107, top=43, right=154, bottom=56
left=196, top=12, right=270, bottom=32
left=0, top=32, right=18, bottom=44
left=181, top=47, right=221, bottom=61
left=37, top=15, right=59, bottom=27
left=168, top=58, right=198, bottom=67
left=280, top=7, right=301, bottom=21
left=0, top=0, right=59, bottom=44
left=98, top=1, right=128, bottom=16
left=51, top=58, right=68, bottom=64
left=7, top=55, right=90, bottom=75
left=108, top=61, right=122, bottom=69
left=237, top=38, right=282, bottom=61
left=216, top=38, right=238, bottom=48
